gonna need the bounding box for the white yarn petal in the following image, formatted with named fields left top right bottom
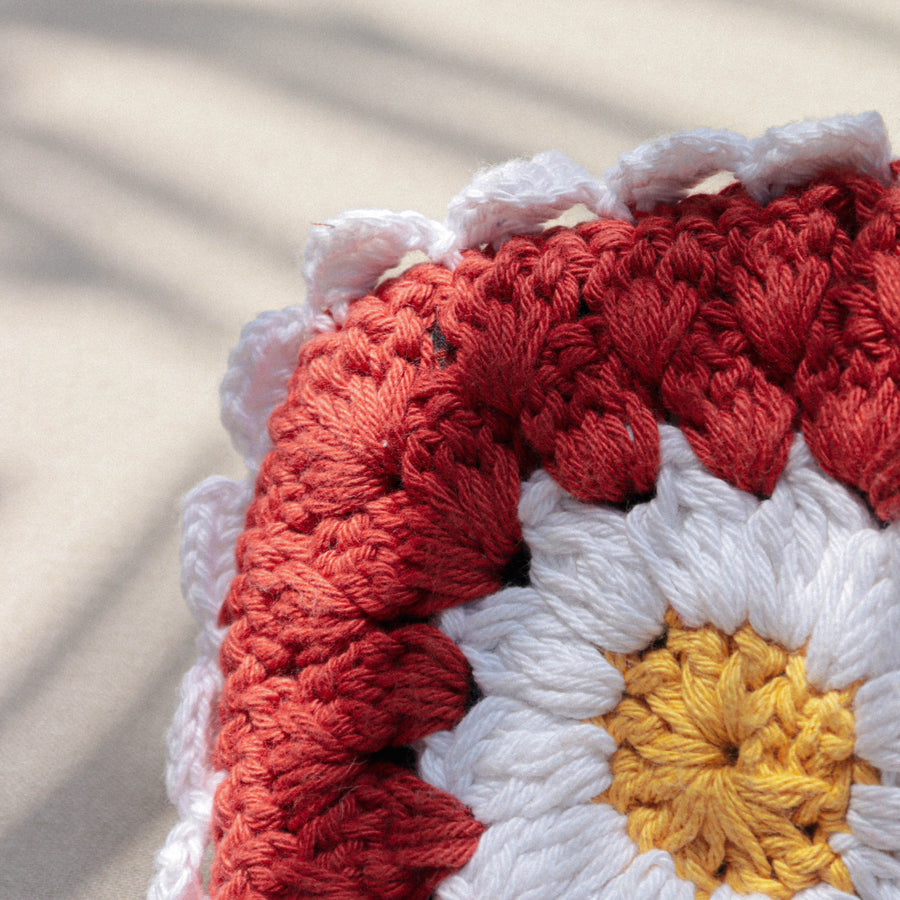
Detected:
left=744, top=435, right=872, bottom=650
left=220, top=305, right=323, bottom=469
left=597, top=849, right=694, bottom=900
left=830, top=831, right=900, bottom=900
left=737, top=112, right=892, bottom=205
left=794, top=886, right=860, bottom=900
left=625, top=426, right=758, bottom=633
left=302, top=208, right=455, bottom=322
left=854, top=670, right=900, bottom=772
left=438, top=586, right=624, bottom=719
left=709, top=885, right=770, bottom=900
left=847, top=785, right=900, bottom=853
left=149, top=763, right=223, bottom=900
left=434, top=803, right=636, bottom=900
left=804, top=526, right=900, bottom=690
left=443, top=150, right=619, bottom=253
left=521, top=468, right=668, bottom=654
left=418, top=695, right=615, bottom=823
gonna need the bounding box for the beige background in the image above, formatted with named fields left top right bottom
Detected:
left=2, top=2, right=900, bottom=898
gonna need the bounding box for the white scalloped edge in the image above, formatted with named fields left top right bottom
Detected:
left=148, top=112, right=893, bottom=900
left=305, top=112, right=891, bottom=319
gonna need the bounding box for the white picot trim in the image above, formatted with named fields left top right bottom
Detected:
left=303, top=112, right=891, bottom=320
left=303, top=210, right=457, bottom=324
left=148, top=476, right=253, bottom=900
left=219, top=304, right=329, bottom=470
left=150, top=112, right=894, bottom=900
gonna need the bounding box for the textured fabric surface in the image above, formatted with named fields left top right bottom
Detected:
left=5, top=3, right=900, bottom=899
left=154, top=117, right=900, bottom=899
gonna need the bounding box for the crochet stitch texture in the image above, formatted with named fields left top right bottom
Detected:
left=597, top=610, right=878, bottom=898
left=150, top=113, right=900, bottom=900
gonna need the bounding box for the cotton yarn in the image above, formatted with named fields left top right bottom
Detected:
left=597, top=609, right=877, bottom=899
left=149, top=113, right=900, bottom=900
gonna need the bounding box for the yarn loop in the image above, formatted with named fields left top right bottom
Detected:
left=212, top=156, right=900, bottom=899
left=595, top=610, right=880, bottom=899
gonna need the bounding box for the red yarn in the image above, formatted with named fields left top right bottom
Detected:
left=213, top=167, right=900, bottom=898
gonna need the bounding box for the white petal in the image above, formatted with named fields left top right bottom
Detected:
left=597, top=849, right=694, bottom=900
left=440, top=586, right=624, bottom=719
left=805, top=527, right=900, bottom=690
left=744, top=436, right=868, bottom=650
left=418, top=696, right=615, bottom=824
left=626, top=426, right=758, bottom=633
left=521, top=469, right=668, bottom=654
left=855, top=671, right=900, bottom=772
left=709, top=885, right=769, bottom=900
left=604, top=127, right=747, bottom=212
left=778, top=437, right=873, bottom=537
left=830, top=831, right=900, bottom=900
left=435, top=803, right=636, bottom=900
left=848, top=786, right=900, bottom=852
left=794, top=886, right=858, bottom=900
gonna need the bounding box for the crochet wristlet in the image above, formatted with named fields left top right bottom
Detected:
left=150, top=112, right=900, bottom=900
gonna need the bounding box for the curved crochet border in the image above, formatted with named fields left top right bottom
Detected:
left=148, top=112, right=894, bottom=900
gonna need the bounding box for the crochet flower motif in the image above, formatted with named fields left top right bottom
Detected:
left=150, top=113, right=900, bottom=900
left=424, top=426, right=900, bottom=899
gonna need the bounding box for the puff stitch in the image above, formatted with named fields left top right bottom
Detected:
left=150, top=113, right=900, bottom=900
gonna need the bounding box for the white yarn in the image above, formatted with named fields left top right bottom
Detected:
left=596, top=850, right=694, bottom=900
left=745, top=437, right=872, bottom=651
left=437, top=586, right=624, bottom=719
left=854, top=672, right=900, bottom=773
left=444, top=150, right=621, bottom=252
left=804, top=527, right=900, bottom=691
left=436, top=803, right=636, bottom=900
left=155, top=112, right=897, bottom=899
left=419, top=695, right=615, bottom=823
left=220, top=304, right=327, bottom=470
left=624, top=426, right=760, bottom=634
left=829, top=832, right=900, bottom=900
left=425, top=424, right=900, bottom=898
left=601, top=112, right=892, bottom=213
left=847, top=786, right=900, bottom=852
left=148, top=476, right=253, bottom=900
left=299, top=113, right=892, bottom=318
left=708, top=885, right=771, bottom=900
left=302, top=209, right=456, bottom=322
left=603, top=127, right=748, bottom=213
left=519, top=469, right=668, bottom=655
left=737, top=112, right=892, bottom=205
left=794, top=887, right=859, bottom=900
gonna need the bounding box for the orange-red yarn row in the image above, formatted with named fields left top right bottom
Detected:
left=214, top=167, right=900, bottom=899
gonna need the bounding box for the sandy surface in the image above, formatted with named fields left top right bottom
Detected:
left=2, top=2, right=899, bottom=897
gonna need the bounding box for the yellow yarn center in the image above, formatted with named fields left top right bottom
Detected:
left=593, top=610, right=879, bottom=899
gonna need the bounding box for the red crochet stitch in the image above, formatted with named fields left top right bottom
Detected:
left=214, top=165, right=900, bottom=899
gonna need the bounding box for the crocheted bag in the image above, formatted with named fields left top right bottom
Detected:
left=150, top=112, right=900, bottom=900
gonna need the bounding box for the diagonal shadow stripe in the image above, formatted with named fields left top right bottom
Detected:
left=0, top=634, right=197, bottom=900
left=714, top=0, right=900, bottom=54
left=0, top=439, right=236, bottom=731
left=0, top=1, right=674, bottom=162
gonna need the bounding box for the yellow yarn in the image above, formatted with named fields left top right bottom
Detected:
left=592, top=609, right=879, bottom=899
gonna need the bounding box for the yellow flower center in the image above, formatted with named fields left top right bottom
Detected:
left=593, top=609, right=879, bottom=899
